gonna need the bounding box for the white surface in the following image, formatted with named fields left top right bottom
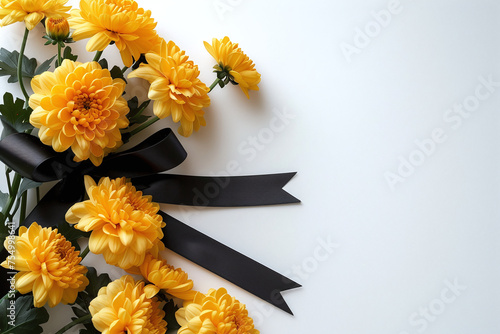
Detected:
left=1, top=0, right=500, bottom=333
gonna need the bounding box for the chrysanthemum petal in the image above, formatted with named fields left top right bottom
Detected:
left=90, top=276, right=166, bottom=334
left=2, top=223, right=88, bottom=308
left=128, top=39, right=210, bottom=137
left=24, top=11, right=43, bottom=30
left=86, top=31, right=112, bottom=52
left=69, top=0, right=159, bottom=67
left=127, top=64, right=161, bottom=84
left=68, top=177, right=164, bottom=269
left=205, top=36, right=261, bottom=99
left=176, top=288, right=259, bottom=334
left=29, top=60, right=129, bottom=166
left=0, top=0, right=70, bottom=30
left=137, top=254, right=196, bottom=301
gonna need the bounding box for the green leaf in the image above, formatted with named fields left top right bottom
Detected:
left=0, top=294, right=13, bottom=332
left=71, top=306, right=87, bottom=319
left=131, top=114, right=150, bottom=125
left=0, top=117, right=32, bottom=139
left=98, top=59, right=108, bottom=69
left=0, top=93, right=27, bottom=124
left=71, top=267, right=111, bottom=334
left=56, top=46, right=78, bottom=66
left=42, top=35, right=56, bottom=46
left=56, top=221, right=90, bottom=251
left=0, top=119, right=18, bottom=140
left=109, top=65, right=127, bottom=83
left=16, top=179, right=42, bottom=199
left=63, top=46, right=78, bottom=61
left=163, top=299, right=181, bottom=331
left=0, top=92, right=33, bottom=139
left=42, top=33, right=75, bottom=47
left=131, top=54, right=147, bottom=69
left=126, top=97, right=150, bottom=127
left=128, top=96, right=138, bottom=111
left=79, top=328, right=100, bottom=334
left=34, top=55, right=56, bottom=76
left=84, top=267, right=111, bottom=299
left=0, top=295, right=49, bottom=334
left=0, top=48, right=37, bottom=83
left=73, top=267, right=111, bottom=312
left=0, top=190, right=9, bottom=211
left=216, top=71, right=226, bottom=79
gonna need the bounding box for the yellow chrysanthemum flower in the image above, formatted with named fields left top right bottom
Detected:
left=46, top=16, right=70, bottom=41
left=90, top=275, right=167, bottom=334
left=29, top=59, right=129, bottom=166
left=0, top=0, right=70, bottom=30
left=69, top=0, right=159, bottom=67
left=128, top=39, right=210, bottom=137
left=66, top=176, right=166, bottom=270
left=0, top=222, right=89, bottom=308
left=175, top=288, right=259, bottom=334
left=204, top=36, right=261, bottom=99
left=136, top=253, right=197, bottom=300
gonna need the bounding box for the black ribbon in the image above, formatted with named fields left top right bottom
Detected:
left=0, top=129, right=301, bottom=314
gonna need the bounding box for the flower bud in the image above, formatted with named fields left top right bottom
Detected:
left=46, top=16, right=70, bottom=41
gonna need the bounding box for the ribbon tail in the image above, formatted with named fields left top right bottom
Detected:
left=135, top=172, right=300, bottom=207
left=159, top=211, right=301, bottom=314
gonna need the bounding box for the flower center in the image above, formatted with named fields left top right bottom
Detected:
left=55, top=238, right=72, bottom=259
left=126, top=194, right=143, bottom=211
left=49, top=17, right=65, bottom=25
left=71, top=90, right=105, bottom=128
left=234, top=316, right=242, bottom=330
left=55, top=245, right=66, bottom=259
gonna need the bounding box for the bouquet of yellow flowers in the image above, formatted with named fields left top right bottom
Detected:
left=0, top=0, right=300, bottom=333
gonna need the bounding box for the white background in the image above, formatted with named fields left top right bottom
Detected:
left=1, top=0, right=499, bottom=333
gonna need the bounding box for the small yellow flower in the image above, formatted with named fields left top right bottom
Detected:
left=90, top=275, right=167, bottom=334
left=29, top=59, right=129, bottom=166
left=128, top=39, right=210, bottom=137
left=176, top=288, right=259, bottom=334
left=0, top=0, right=70, bottom=30
left=46, top=16, right=70, bottom=41
left=69, top=0, right=159, bottom=67
left=66, top=176, right=166, bottom=270
left=204, top=37, right=261, bottom=98
left=136, top=253, right=197, bottom=301
left=0, top=222, right=89, bottom=308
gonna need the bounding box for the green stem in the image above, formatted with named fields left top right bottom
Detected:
left=93, top=50, right=103, bottom=62
left=5, top=169, right=12, bottom=194
left=10, top=196, right=21, bottom=221
left=57, top=42, right=62, bottom=67
left=19, top=191, right=27, bottom=223
left=122, top=66, right=128, bottom=74
left=17, top=28, right=30, bottom=106
left=209, top=78, right=221, bottom=92
left=132, top=100, right=149, bottom=119
left=79, top=246, right=90, bottom=260
left=0, top=173, right=21, bottom=230
left=55, top=314, right=92, bottom=334
left=128, top=116, right=160, bottom=137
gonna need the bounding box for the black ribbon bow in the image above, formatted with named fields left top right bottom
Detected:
left=0, top=129, right=301, bottom=314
